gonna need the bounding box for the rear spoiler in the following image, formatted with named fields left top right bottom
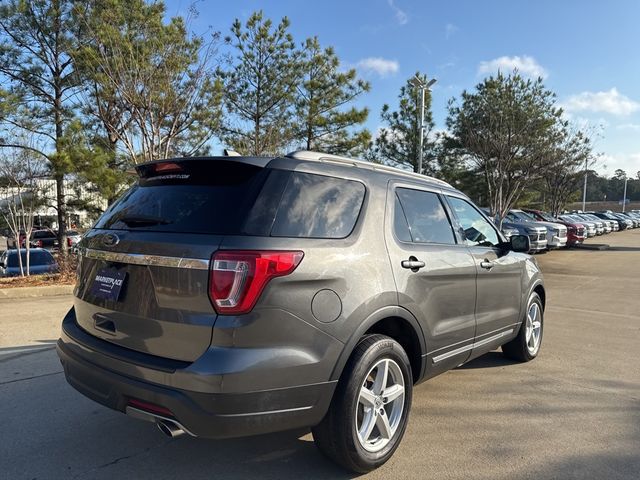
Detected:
left=135, top=156, right=276, bottom=178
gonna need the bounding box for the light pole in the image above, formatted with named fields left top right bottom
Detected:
left=409, top=75, right=437, bottom=175
left=582, top=157, right=588, bottom=212
left=622, top=174, right=629, bottom=212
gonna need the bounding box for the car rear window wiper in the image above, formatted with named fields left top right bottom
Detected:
left=115, top=214, right=173, bottom=227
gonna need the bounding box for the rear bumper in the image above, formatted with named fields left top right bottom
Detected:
left=57, top=308, right=337, bottom=439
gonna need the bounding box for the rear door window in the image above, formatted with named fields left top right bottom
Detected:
left=394, top=188, right=456, bottom=244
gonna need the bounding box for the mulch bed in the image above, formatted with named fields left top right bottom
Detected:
left=0, top=273, right=76, bottom=288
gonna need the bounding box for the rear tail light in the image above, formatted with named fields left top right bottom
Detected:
left=67, top=237, right=72, bottom=247
left=209, top=250, right=304, bottom=314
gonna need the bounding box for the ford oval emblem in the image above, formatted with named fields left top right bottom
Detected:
left=102, top=233, right=120, bottom=247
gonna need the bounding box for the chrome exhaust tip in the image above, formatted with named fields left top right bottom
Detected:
left=157, top=419, right=185, bottom=438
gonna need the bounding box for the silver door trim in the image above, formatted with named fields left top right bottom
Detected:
left=82, top=248, right=210, bottom=270
left=432, top=328, right=514, bottom=364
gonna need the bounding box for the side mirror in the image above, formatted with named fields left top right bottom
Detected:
left=510, top=234, right=530, bottom=253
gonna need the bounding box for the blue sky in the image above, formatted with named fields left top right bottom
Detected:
left=166, top=0, right=640, bottom=176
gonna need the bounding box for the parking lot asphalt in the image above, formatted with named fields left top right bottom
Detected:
left=1, top=231, right=639, bottom=479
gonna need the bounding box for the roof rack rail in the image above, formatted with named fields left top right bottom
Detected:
left=285, top=150, right=452, bottom=187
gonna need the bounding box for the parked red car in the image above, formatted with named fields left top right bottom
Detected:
left=523, top=209, right=586, bottom=246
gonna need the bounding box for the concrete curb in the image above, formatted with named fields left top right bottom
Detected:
left=0, top=284, right=74, bottom=299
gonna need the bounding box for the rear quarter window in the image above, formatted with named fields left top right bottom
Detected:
left=270, top=172, right=365, bottom=239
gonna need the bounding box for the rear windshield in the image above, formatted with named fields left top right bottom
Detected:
left=95, top=161, right=269, bottom=235
left=32, top=230, right=56, bottom=239
left=94, top=160, right=365, bottom=239
left=7, top=250, right=55, bottom=267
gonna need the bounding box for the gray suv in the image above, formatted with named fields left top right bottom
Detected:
left=57, top=151, right=545, bottom=473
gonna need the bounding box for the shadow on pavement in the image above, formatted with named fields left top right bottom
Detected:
left=1, top=347, right=356, bottom=480
left=455, top=351, right=519, bottom=370
left=0, top=339, right=57, bottom=362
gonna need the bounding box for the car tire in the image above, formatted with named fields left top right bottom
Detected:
left=312, top=334, right=413, bottom=473
left=502, top=292, right=544, bottom=362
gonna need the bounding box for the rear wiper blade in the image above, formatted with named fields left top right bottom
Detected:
left=116, top=214, right=172, bottom=227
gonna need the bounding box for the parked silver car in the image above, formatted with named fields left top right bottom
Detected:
left=582, top=214, right=613, bottom=233
left=481, top=209, right=548, bottom=253
left=574, top=214, right=604, bottom=235
left=507, top=210, right=567, bottom=249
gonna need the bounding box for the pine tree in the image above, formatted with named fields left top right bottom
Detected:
left=294, top=37, right=370, bottom=155
left=217, top=11, right=300, bottom=155
left=0, top=0, right=80, bottom=254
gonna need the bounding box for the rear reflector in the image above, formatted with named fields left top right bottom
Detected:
left=127, top=398, right=174, bottom=417
left=209, top=250, right=304, bottom=315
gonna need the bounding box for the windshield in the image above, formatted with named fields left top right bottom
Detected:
left=510, top=211, right=534, bottom=221
left=538, top=211, right=557, bottom=222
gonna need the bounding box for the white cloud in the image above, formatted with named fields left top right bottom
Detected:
left=616, top=123, right=640, bottom=131
left=388, top=0, right=408, bottom=25
left=562, top=88, right=640, bottom=116
left=445, top=23, right=459, bottom=39
left=356, top=57, right=399, bottom=77
left=477, top=55, right=548, bottom=79
left=598, top=153, right=640, bottom=177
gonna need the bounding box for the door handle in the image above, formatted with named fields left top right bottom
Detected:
left=401, top=257, right=425, bottom=271
left=480, top=259, right=494, bottom=270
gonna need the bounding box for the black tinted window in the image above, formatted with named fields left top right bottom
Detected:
left=7, top=250, right=55, bottom=267
left=270, top=172, right=365, bottom=239
left=395, top=188, right=455, bottom=244
left=94, top=161, right=269, bottom=235
left=447, top=196, right=500, bottom=247
left=32, top=230, right=56, bottom=239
